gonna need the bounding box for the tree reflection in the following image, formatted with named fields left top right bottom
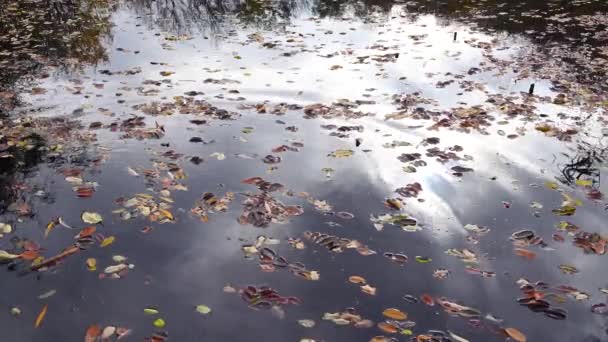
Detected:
left=0, top=0, right=115, bottom=90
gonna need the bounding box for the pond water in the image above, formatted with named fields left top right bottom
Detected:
left=1, top=0, right=608, bottom=341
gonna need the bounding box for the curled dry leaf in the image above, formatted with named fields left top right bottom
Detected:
left=348, top=275, right=367, bottom=284
left=505, top=327, right=526, bottom=342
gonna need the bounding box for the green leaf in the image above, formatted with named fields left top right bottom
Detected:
left=144, top=308, right=159, bottom=315
left=195, top=305, right=212, bottom=315
left=153, top=318, right=166, bottom=328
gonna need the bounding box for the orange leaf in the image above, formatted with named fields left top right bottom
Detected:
left=20, top=250, right=40, bottom=261
left=34, top=305, right=48, bottom=328
left=85, top=324, right=102, bottom=342
left=382, top=308, right=407, bottom=320
left=505, top=327, right=526, bottom=342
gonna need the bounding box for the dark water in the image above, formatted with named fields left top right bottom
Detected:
left=1, top=0, right=608, bottom=341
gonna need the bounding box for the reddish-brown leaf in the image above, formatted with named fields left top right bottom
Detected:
left=76, top=226, right=96, bottom=239
left=85, top=324, right=102, bottom=342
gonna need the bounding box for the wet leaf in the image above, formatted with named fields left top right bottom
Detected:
left=38, top=289, right=56, bottom=299
left=349, top=275, right=367, bottom=284
left=575, top=179, right=592, bottom=186
left=421, top=294, right=435, bottom=306
left=298, top=319, right=316, bottom=328
left=505, top=327, right=526, bottom=342
left=34, top=305, right=47, bottom=328
left=195, top=305, right=212, bottom=315
left=382, top=308, right=407, bottom=320
left=361, top=284, right=377, bottom=295
left=0, top=250, right=20, bottom=260
left=210, top=152, right=226, bottom=160
left=85, top=324, right=102, bottom=342
left=544, top=182, right=559, bottom=190
left=101, top=326, right=116, bottom=339
left=144, top=308, right=159, bottom=315
left=415, top=256, right=432, bottom=263
left=558, top=264, right=579, bottom=275
left=81, top=211, right=103, bottom=224
left=328, top=149, right=354, bottom=158
left=153, top=318, right=166, bottom=328
left=86, top=258, right=97, bottom=271
left=100, top=236, right=115, bottom=247
left=378, top=322, right=399, bottom=334
left=76, top=226, right=96, bottom=239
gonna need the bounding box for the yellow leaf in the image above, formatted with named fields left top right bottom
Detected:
left=544, top=181, right=559, bottom=190
left=328, top=149, right=354, bottom=158
left=0, top=250, right=20, bottom=260
left=44, top=219, right=57, bottom=238
left=159, top=209, right=174, bottom=220
left=100, top=236, right=115, bottom=248
left=35, top=305, right=48, bottom=328
left=86, top=258, right=97, bottom=271
left=575, top=179, right=592, bottom=187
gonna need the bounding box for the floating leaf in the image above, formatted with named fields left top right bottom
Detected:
left=34, top=305, right=48, bottom=328
left=85, top=324, right=102, bottom=342
left=552, top=206, right=576, bottom=216
left=349, top=275, right=367, bottom=284
left=210, top=152, right=226, bottom=160
left=81, top=211, right=103, bottom=224
left=415, top=256, right=432, bottom=263
left=361, top=284, right=377, bottom=295
left=382, top=308, right=407, bottom=320
left=544, top=182, right=559, bottom=190
left=101, top=326, right=116, bottom=339
left=575, top=179, right=592, bottom=187
left=38, top=289, right=56, bottom=299
left=0, top=250, right=20, bottom=260
left=298, top=319, right=316, bottom=328
left=144, top=308, right=159, bottom=315
left=421, top=294, right=435, bottom=306
left=100, top=236, right=115, bottom=248
left=514, top=248, right=536, bottom=260
left=76, top=226, right=96, bottom=239
left=559, top=264, right=579, bottom=275
left=153, top=318, right=166, bottom=328
left=505, top=327, right=526, bottom=342
left=0, top=222, right=12, bottom=235
left=378, top=322, right=399, bottom=334
left=86, top=258, right=97, bottom=271
left=195, top=305, right=212, bottom=315
left=328, top=149, right=354, bottom=158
